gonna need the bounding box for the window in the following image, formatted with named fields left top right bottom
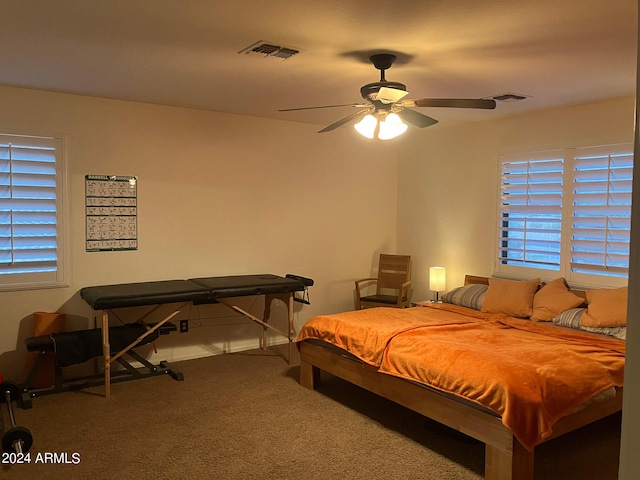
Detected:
left=0, top=133, right=67, bottom=290
left=497, top=150, right=564, bottom=272
left=496, top=143, right=632, bottom=287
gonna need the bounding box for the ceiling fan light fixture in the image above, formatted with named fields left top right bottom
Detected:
left=354, top=113, right=407, bottom=140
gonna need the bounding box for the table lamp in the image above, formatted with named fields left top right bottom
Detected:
left=429, top=266, right=446, bottom=302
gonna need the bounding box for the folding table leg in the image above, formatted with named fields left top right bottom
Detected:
left=100, top=311, right=111, bottom=398
left=263, top=293, right=295, bottom=365
left=98, top=305, right=185, bottom=398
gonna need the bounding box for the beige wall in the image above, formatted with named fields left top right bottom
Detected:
left=396, top=96, right=635, bottom=301
left=0, top=85, right=399, bottom=378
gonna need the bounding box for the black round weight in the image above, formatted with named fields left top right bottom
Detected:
left=2, top=426, right=33, bottom=453
left=0, top=381, right=22, bottom=404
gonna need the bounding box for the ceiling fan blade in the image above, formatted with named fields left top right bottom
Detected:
left=376, top=86, right=409, bottom=104
left=279, top=103, right=367, bottom=112
left=397, top=108, right=439, bottom=128
left=318, top=109, right=372, bottom=133
left=410, top=98, right=497, bottom=109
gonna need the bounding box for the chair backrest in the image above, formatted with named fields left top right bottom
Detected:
left=376, top=254, right=412, bottom=294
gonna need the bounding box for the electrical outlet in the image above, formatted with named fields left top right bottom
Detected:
left=179, top=320, right=189, bottom=333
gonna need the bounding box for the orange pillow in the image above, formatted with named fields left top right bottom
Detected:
left=580, top=287, right=628, bottom=327
left=481, top=277, right=540, bottom=318
left=530, top=277, right=585, bottom=322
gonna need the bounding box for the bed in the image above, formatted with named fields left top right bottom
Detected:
left=296, top=275, right=626, bottom=480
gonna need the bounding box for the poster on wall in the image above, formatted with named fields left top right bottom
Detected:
left=85, top=175, right=138, bottom=251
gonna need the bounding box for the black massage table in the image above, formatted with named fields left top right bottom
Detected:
left=80, top=274, right=312, bottom=397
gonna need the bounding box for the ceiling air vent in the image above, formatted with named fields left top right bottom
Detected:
left=239, top=41, right=300, bottom=60
left=491, top=93, right=530, bottom=103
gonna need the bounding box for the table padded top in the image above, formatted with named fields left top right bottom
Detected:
left=81, top=274, right=309, bottom=309
left=80, top=279, right=211, bottom=310
left=189, top=274, right=306, bottom=300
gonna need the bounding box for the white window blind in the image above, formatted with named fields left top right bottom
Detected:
left=0, top=134, right=66, bottom=290
left=496, top=143, right=633, bottom=286
left=498, top=151, right=564, bottom=272
left=571, top=145, right=633, bottom=278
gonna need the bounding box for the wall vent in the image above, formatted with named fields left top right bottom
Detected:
left=491, top=92, right=530, bottom=103
left=239, top=41, right=300, bottom=60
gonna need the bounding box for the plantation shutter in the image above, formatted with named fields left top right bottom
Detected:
left=0, top=135, right=61, bottom=284
left=498, top=152, right=564, bottom=271
left=571, top=145, right=633, bottom=278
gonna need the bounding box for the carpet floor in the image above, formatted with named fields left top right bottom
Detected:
left=2, top=345, right=621, bottom=479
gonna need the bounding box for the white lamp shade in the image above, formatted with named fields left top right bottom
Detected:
left=354, top=114, right=377, bottom=138
left=378, top=113, right=408, bottom=140
left=429, top=266, right=446, bottom=292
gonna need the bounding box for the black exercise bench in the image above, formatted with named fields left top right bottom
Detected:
left=22, top=322, right=179, bottom=408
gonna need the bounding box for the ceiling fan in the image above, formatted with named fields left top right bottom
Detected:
left=279, top=53, right=496, bottom=139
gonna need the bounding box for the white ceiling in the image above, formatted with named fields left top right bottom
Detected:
left=0, top=0, right=637, bottom=132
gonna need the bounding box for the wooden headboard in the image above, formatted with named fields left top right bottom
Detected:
left=464, top=274, right=490, bottom=286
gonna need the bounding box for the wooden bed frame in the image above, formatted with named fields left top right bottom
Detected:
left=298, top=275, right=623, bottom=480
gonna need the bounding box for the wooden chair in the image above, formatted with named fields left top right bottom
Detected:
left=355, top=254, right=412, bottom=309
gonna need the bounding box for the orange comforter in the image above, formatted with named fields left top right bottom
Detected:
left=297, top=303, right=625, bottom=450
